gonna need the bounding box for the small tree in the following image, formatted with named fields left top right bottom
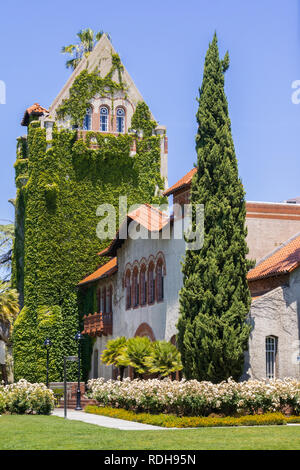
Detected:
left=145, top=341, right=183, bottom=378
left=0, top=281, right=19, bottom=383
left=101, top=336, right=127, bottom=380
left=118, top=336, right=153, bottom=379
left=61, top=29, right=111, bottom=70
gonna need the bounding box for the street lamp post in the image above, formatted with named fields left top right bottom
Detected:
left=43, top=338, right=52, bottom=388
left=74, top=332, right=83, bottom=410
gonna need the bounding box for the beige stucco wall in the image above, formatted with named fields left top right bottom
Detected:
left=243, top=267, right=300, bottom=380
left=246, top=217, right=300, bottom=263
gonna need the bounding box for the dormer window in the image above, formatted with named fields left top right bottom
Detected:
left=116, top=107, right=125, bottom=133
left=83, top=107, right=92, bottom=130
left=100, top=106, right=109, bottom=132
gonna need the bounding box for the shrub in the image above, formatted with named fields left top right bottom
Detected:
left=84, top=406, right=286, bottom=428
left=87, top=377, right=300, bottom=416
left=1, top=379, right=54, bottom=414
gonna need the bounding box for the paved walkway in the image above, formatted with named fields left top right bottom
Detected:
left=52, top=408, right=163, bottom=430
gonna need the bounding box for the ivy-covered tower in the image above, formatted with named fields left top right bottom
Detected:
left=12, top=34, right=168, bottom=382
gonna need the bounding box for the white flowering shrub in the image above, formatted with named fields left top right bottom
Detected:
left=87, top=377, right=300, bottom=416
left=1, top=379, right=54, bottom=415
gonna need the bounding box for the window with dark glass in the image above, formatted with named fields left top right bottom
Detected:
left=140, top=266, right=147, bottom=306
left=116, top=108, right=125, bottom=133
left=156, top=261, right=164, bottom=301
left=83, top=107, right=92, bottom=130
left=125, top=271, right=131, bottom=309
left=132, top=268, right=139, bottom=307
left=100, top=106, right=109, bottom=132
left=266, top=336, right=277, bottom=379
left=102, top=286, right=106, bottom=314
left=148, top=264, right=155, bottom=304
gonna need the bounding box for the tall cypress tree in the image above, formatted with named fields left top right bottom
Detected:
left=177, top=33, right=251, bottom=383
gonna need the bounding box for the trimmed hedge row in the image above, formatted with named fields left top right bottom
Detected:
left=84, top=405, right=286, bottom=428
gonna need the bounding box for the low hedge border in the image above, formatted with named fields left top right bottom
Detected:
left=84, top=405, right=287, bottom=428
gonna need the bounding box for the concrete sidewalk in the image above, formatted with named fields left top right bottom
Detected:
left=52, top=408, right=163, bottom=430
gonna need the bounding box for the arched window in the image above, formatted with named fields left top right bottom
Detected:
left=156, top=259, right=164, bottom=302
left=100, top=106, right=109, bottom=132
left=140, top=265, right=147, bottom=306
left=83, top=107, right=92, bottom=130
left=96, top=288, right=101, bottom=313
left=148, top=263, right=155, bottom=304
left=102, top=286, right=106, bottom=314
left=132, top=267, right=139, bottom=307
left=266, top=336, right=277, bottom=379
left=116, top=107, right=125, bottom=133
left=106, top=285, right=111, bottom=313
left=108, top=285, right=113, bottom=313
left=125, top=270, right=131, bottom=310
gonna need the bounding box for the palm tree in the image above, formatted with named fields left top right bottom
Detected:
left=145, top=341, right=183, bottom=379
left=101, top=336, right=127, bottom=380
left=118, top=336, right=153, bottom=379
left=0, top=223, right=14, bottom=281
left=61, top=28, right=111, bottom=70
left=0, top=281, right=19, bottom=384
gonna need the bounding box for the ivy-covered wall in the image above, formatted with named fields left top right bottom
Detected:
left=12, top=98, right=166, bottom=382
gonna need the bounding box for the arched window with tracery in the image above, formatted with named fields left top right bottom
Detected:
left=83, top=107, right=92, bottom=130
left=148, top=263, right=155, bottom=304
left=140, top=264, right=147, bottom=306
left=156, top=259, right=164, bottom=302
left=100, top=106, right=109, bottom=132
left=125, top=270, right=131, bottom=310
left=116, top=107, right=125, bottom=133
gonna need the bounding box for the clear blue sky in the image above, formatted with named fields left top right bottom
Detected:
left=0, top=0, right=300, bottom=223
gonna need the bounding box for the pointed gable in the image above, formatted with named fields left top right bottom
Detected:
left=49, top=34, right=147, bottom=119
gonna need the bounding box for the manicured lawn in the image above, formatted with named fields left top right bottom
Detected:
left=1, top=415, right=300, bottom=450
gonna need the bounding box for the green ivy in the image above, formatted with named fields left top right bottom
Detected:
left=130, top=102, right=157, bottom=137
left=12, top=101, right=166, bottom=382
left=56, top=52, right=126, bottom=127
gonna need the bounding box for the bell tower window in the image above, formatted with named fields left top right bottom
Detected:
left=116, top=108, right=125, bottom=133
left=100, top=106, right=109, bottom=132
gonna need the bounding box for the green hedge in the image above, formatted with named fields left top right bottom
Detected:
left=84, top=406, right=287, bottom=428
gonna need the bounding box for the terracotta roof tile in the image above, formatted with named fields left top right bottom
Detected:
left=78, top=257, right=117, bottom=286
left=247, top=233, right=300, bottom=281
left=163, top=168, right=197, bottom=196
left=21, top=103, right=49, bottom=126
left=98, top=204, right=169, bottom=257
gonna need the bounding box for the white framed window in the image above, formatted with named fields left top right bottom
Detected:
left=116, top=107, right=125, bottom=133
left=83, top=107, right=92, bottom=130
left=100, top=106, right=109, bottom=132
left=266, top=336, right=277, bottom=379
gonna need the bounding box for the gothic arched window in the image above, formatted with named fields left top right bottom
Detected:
left=100, top=106, right=109, bottom=132
left=83, top=107, right=92, bottom=130
left=116, top=107, right=125, bottom=133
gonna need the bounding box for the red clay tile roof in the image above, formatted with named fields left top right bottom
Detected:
left=78, top=257, right=117, bottom=286
left=163, top=168, right=197, bottom=197
left=21, top=103, right=49, bottom=126
left=247, top=233, right=300, bottom=281
left=98, top=204, right=170, bottom=257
